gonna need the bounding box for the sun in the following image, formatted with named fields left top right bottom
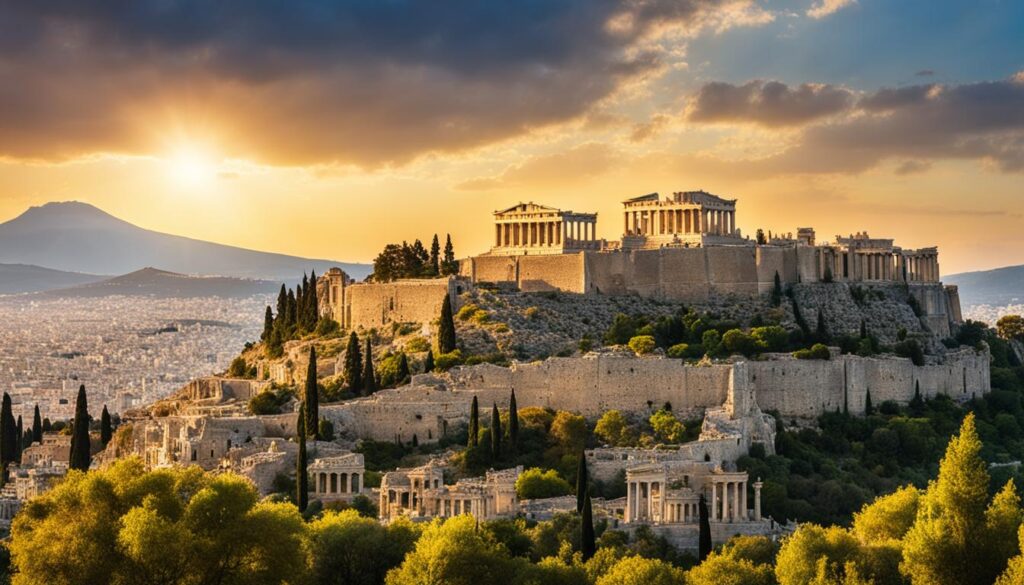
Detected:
left=166, top=146, right=218, bottom=188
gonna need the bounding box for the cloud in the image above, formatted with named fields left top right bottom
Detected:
left=894, top=160, right=931, bottom=175
left=455, top=143, right=618, bottom=191
left=687, top=80, right=855, bottom=127
left=0, top=0, right=768, bottom=167
left=806, top=0, right=856, bottom=19
left=630, top=114, right=672, bottom=142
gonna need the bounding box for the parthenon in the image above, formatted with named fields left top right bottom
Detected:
left=621, top=190, right=741, bottom=249
left=490, top=202, right=601, bottom=256
left=624, top=462, right=764, bottom=525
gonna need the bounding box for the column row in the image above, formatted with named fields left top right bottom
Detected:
left=710, top=479, right=748, bottom=523
left=314, top=471, right=361, bottom=495
left=905, top=254, right=939, bottom=282
left=623, top=208, right=736, bottom=237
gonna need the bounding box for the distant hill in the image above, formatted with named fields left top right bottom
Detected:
left=42, top=267, right=281, bottom=298
left=0, top=263, right=109, bottom=294
left=0, top=201, right=371, bottom=281
left=945, top=264, right=1024, bottom=306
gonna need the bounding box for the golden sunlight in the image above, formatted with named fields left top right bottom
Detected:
left=166, top=146, right=218, bottom=189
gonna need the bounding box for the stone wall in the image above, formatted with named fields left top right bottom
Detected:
left=322, top=350, right=990, bottom=443
left=345, top=278, right=464, bottom=331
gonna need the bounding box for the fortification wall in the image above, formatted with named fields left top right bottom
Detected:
left=908, top=283, right=954, bottom=338
left=517, top=254, right=587, bottom=293
left=328, top=350, right=989, bottom=443
left=345, top=278, right=460, bottom=331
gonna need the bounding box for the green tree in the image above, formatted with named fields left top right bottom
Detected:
left=344, top=332, right=363, bottom=391
left=687, top=550, right=775, bottom=585
left=100, top=405, right=112, bottom=446
left=508, top=390, right=519, bottom=449
left=815, top=309, right=829, bottom=343
left=69, top=385, right=91, bottom=472
left=305, top=509, right=420, bottom=585
left=490, top=403, right=502, bottom=460
left=396, top=352, right=410, bottom=385
left=901, top=413, right=1020, bottom=585
left=699, top=494, right=712, bottom=562
left=864, top=390, right=873, bottom=416
left=306, top=346, right=320, bottom=438
left=515, top=468, right=572, bottom=500
left=32, top=404, right=42, bottom=444
left=423, top=349, right=435, bottom=373
left=429, top=234, right=441, bottom=276
left=0, top=393, right=15, bottom=469
left=385, top=515, right=516, bottom=585
left=468, top=396, right=479, bottom=448
left=997, top=315, right=1024, bottom=342
left=296, top=404, right=309, bottom=512
left=438, top=295, right=457, bottom=354
left=649, top=409, right=685, bottom=444
left=771, top=270, right=783, bottom=307
left=596, top=556, right=686, bottom=585
left=307, top=269, right=319, bottom=330
left=997, top=526, right=1024, bottom=585
left=628, top=335, right=656, bottom=355
left=852, top=486, right=920, bottom=544
left=441, top=233, right=457, bottom=275
left=550, top=411, right=588, bottom=454
left=581, top=488, right=596, bottom=561
left=262, top=305, right=274, bottom=341
left=775, top=524, right=862, bottom=585
left=576, top=451, right=589, bottom=514
left=595, top=410, right=631, bottom=447
left=362, top=338, right=378, bottom=396
left=16, top=414, right=22, bottom=462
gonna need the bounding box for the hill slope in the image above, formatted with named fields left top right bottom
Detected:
left=0, top=263, right=108, bottom=294
left=41, top=267, right=281, bottom=298
left=945, top=264, right=1024, bottom=306
left=0, top=201, right=371, bottom=281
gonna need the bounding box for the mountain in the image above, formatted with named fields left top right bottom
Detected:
left=945, top=264, right=1024, bottom=306
left=0, top=201, right=371, bottom=281
left=42, top=267, right=281, bottom=298
left=0, top=263, right=109, bottom=294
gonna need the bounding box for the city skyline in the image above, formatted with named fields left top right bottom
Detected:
left=1, top=0, right=1022, bottom=275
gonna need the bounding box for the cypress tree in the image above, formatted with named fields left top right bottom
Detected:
left=581, top=487, right=596, bottom=561
left=508, top=390, right=519, bottom=448
left=490, top=403, right=501, bottom=460
left=771, top=271, right=783, bottom=307
left=438, top=295, right=456, bottom=354
left=860, top=319, right=868, bottom=339
left=442, top=234, right=456, bottom=275
left=286, top=289, right=297, bottom=328
left=69, top=385, right=91, bottom=472
left=15, top=415, right=22, bottom=463
left=362, top=338, right=377, bottom=395
left=576, top=449, right=588, bottom=513
left=423, top=349, right=435, bottom=373
left=296, top=403, right=308, bottom=512
left=816, top=309, right=829, bottom=343
left=296, top=275, right=306, bottom=328
left=32, top=405, right=42, bottom=443
left=396, top=352, right=410, bottom=384
left=275, top=284, right=287, bottom=325
left=262, top=306, right=274, bottom=341
left=305, top=347, right=319, bottom=438
left=344, top=332, right=362, bottom=392
left=468, top=396, right=479, bottom=448
left=430, top=234, right=441, bottom=276
left=698, top=494, right=712, bottom=561
left=0, top=394, right=15, bottom=466
left=865, top=389, right=874, bottom=415
left=100, top=405, right=112, bottom=446
left=308, top=269, right=319, bottom=329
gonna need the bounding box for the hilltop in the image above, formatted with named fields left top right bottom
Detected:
left=946, top=264, right=1024, bottom=307
left=0, top=201, right=371, bottom=281
left=40, top=267, right=282, bottom=299
left=0, top=263, right=108, bottom=294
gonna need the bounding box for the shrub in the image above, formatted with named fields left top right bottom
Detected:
left=456, top=303, right=481, bottom=321
left=667, top=343, right=690, bottom=358
left=315, top=318, right=341, bottom=337
left=579, top=335, right=594, bottom=353
left=722, top=329, right=758, bottom=356
left=751, top=326, right=789, bottom=353
left=404, top=335, right=430, bottom=353
left=649, top=409, right=686, bottom=443
left=894, top=339, right=925, bottom=366
left=227, top=357, right=249, bottom=378
left=628, top=335, right=657, bottom=355
left=434, top=349, right=464, bottom=371
left=524, top=306, right=540, bottom=320
left=515, top=468, right=572, bottom=499
left=793, top=343, right=831, bottom=360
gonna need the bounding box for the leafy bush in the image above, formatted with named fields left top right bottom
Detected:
left=515, top=468, right=572, bottom=499
left=434, top=349, right=464, bottom=371
left=666, top=343, right=690, bottom=358
left=793, top=343, right=831, bottom=360
left=456, top=303, right=481, bottom=321
left=722, top=329, right=757, bottom=357
left=628, top=335, right=657, bottom=355
left=524, top=306, right=540, bottom=320
left=404, top=335, right=430, bottom=353
left=227, top=357, right=250, bottom=378
left=894, top=339, right=925, bottom=366
left=315, top=318, right=341, bottom=337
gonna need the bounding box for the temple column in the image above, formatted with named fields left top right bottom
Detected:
left=711, top=481, right=718, bottom=522
left=741, top=481, right=747, bottom=520
left=624, top=213, right=629, bottom=235
left=754, top=480, right=762, bottom=521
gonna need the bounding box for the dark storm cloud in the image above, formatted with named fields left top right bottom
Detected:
left=0, top=0, right=747, bottom=165
left=687, top=77, right=1024, bottom=174
left=687, top=80, right=855, bottom=126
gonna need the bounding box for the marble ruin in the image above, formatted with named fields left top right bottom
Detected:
left=379, top=462, right=521, bottom=522
left=491, top=202, right=601, bottom=256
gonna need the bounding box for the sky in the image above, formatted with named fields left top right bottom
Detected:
left=0, top=0, right=1022, bottom=275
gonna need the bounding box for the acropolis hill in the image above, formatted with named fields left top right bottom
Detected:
left=90, top=187, right=995, bottom=553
